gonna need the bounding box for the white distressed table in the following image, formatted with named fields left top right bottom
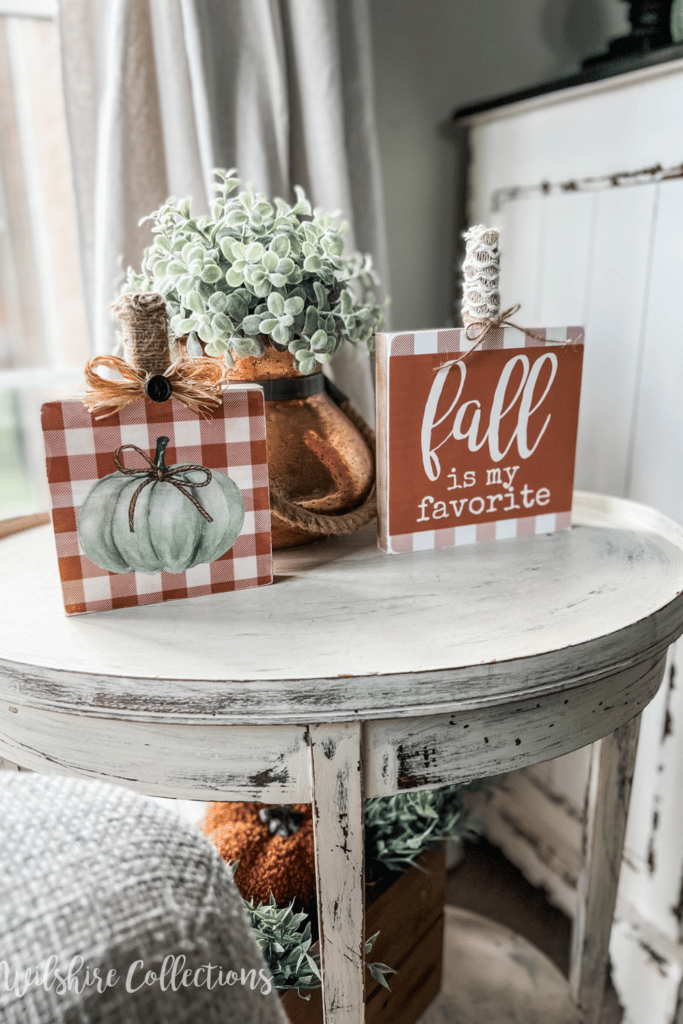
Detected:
left=2, top=492, right=683, bottom=1024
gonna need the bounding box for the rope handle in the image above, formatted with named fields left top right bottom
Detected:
left=269, top=399, right=377, bottom=536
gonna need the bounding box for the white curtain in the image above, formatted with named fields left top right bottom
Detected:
left=57, top=0, right=388, bottom=419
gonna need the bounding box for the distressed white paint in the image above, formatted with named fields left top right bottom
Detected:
left=2, top=494, right=683, bottom=725
left=0, top=708, right=313, bottom=802
left=3, top=495, right=683, bottom=1022
left=309, top=723, right=364, bottom=1024
left=611, top=904, right=683, bottom=1024
left=570, top=715, right=641, bottom=1023
left=365, top=654, right=664, bottom=796
left=464, top=58, right=683, bottom=222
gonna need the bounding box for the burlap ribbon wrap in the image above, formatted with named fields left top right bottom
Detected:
left=82, top=293, right=226, bottom=417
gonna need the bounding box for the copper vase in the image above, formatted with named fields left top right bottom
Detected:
left=226, top=342, right=374, bottom=549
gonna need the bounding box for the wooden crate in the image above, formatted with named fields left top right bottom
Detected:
left=281, top=843, right=445, bottom=1024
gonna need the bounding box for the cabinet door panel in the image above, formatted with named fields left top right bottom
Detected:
left=630, top=178, right=683, bottom=520
left=575, top=184, right=657, bottom=496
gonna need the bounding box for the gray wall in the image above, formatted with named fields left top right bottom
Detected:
left=369, top=0, right=629, bottom=331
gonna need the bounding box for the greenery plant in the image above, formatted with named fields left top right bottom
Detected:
left=124, top=169, right=385, bottom=375
left=365, top=783, right=474, bottom=876
left=243, top=892, right=393, bottom=997
left=238, top=784, right=474, bottom=994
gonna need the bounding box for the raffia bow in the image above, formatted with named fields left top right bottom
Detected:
left=113, top=443, right=214, bottom=532
left=83, top=355, right=226, bottom=418
left=437, top=304, right=549, bottom=371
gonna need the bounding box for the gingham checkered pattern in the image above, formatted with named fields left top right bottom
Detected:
left=377, top=325, right=584, bottom=554
left=41, top=386, right=272, bottom=615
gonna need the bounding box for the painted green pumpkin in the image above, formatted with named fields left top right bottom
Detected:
left=77, top=436, right=245, bottom=575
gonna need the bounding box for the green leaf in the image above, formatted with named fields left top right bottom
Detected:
left=368, top=963, right=395, bottom=990
left=271, top=323, right=292, bottom=346
left=186, top=290, right=205, bottom=314
left=226, top=292, right=249, bottom=321
left=246, top=241, right=264, bottom=263
left=208, top=292, right=228, bottom=313
left=177, top=317, right=198, bottom=334
left=303, top=254, right=323, bottom=273
left=313, top=281, right=328, bottom=309
left=288, top=338, right=309, bottom=353
left=297, top=354, right=317, bottom=375
left=291, top=184, right=312, bottom=216
left=226, top=267, right=244, bottom=288
left=303, top=307, right=319, bottom=334
left=259, top=317, right=279, bottom=334
left=262, top=250, right=279, bottom=272
left=201, top=262, right=222, bottom=283
left=267, top=293, right=285, bottom=317
left=178, top=197, right=192, bottom=218
left=220, top=237, right=237, bottom=260
left=211, top=313, right=232, bottom=335
left=226, top=208, right=248, bottom=227
left=176, top=275, right=194, bottom=296
left=284, top=296, right=304, bottom=317
left=270, top=233, right=291, bottom=258
left=231, top=337, right=256, bottom=357
left=186, top=331, right=203, bottom=356
left=242, top=314, right=264, bottom=335
left=167, top=260, right=186, bottom=278
left=310, top=329, right=329, bottom=351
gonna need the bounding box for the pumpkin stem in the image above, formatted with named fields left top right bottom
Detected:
left=154, top=436, right=170, bottom=471
left=259, top=805, right=305, bottom=838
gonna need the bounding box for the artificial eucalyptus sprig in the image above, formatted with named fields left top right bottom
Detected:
left=124, top=169, right=385, bottom=375
left=365, top=784, right=475, bottom=876
left=242, top=893, right=394, bottom=997
left=236, top=785, right=474, bottom=994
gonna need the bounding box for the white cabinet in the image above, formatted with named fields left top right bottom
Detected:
left=459, top=58, right=683, bottom=1024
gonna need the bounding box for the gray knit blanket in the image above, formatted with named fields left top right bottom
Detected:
left=0, top=773, right=287, bottom=1024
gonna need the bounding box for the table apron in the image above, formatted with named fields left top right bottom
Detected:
left=363, top=653, right=666, bottom=795
left=0, top=653, right=665, bottom=801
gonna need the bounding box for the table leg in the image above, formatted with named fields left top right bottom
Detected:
left=309, top=722, right=365, bottom=1024
left=569, top=713, right=641, bottom=1023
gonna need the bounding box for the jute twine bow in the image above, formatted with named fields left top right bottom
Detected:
left=82, top=293, right=226, bottom=418
left=436, top=303, right=549, bottom=371
left=113, top=444, right=213, bottom=532
left=83, top=355, right=226, bottom=417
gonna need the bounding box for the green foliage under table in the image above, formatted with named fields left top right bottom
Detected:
left=241, top=784, right=474, bottom=994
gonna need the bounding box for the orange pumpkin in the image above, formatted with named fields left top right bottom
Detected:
left=202, top=802, right=316, bottom=911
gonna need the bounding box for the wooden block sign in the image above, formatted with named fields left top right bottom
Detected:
left=41, top=386, right=272, bottom=614
left=376, top=326, right=584, bottom=553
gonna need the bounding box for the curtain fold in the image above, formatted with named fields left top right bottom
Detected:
left=58, top=0, right=388, bottom=418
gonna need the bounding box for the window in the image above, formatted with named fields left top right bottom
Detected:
left=0, top=2, right=87, bottom=516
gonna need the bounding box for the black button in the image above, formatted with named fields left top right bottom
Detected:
left=145, top=375, right=172, bottom=403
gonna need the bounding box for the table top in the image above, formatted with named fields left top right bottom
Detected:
left=2, top=492, right=683, bottom=725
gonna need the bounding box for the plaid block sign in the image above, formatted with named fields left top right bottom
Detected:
left=376, top=326, right=584, bottom=554
left=41, top=385, right=272, bottom=614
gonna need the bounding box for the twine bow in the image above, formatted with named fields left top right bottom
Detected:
left=113, top=444, right=214, bottom=532
left=83, top=355, right=226, bottom=419
left=437, top=304, right=550, bottom=371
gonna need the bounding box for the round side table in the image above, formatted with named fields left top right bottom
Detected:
left=2, top=492, right=683, bottom=1024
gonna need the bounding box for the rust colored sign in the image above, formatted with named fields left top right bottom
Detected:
left=376, top=326, right=584, bottom=554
